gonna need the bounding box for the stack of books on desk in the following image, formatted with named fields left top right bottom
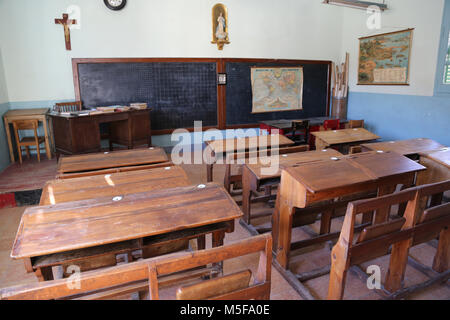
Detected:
left=95, top=106, right=117, bottom=113
left=129, top=102, right=148, bottom=110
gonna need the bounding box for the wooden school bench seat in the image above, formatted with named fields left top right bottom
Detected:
left=328, top=180, right=450, bottom=300
left=1, top=234, right=272, bottom=300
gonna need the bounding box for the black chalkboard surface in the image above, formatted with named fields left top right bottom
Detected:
left=77, top=62, right=218, bottom=131
left=225, top=61, right=330, bottom=125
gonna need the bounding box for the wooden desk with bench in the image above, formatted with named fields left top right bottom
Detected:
left=11, top=183, right=242, bottom=282
left=416, top=147, right=450, bottom=185
left=3, top=108, right=53, bottom=163
left=41, top=166, right=190, bottom=205
left=204, top=134, right=294, bottom=182
left=312, top=128, right=380, bottom=151
left=361, top=138, right=445, bottom=158
left=272, top=151, right=425, bottom=298
left=57, top=147, right=170, bottom=178
left=241, top=148, right=343, bottom=230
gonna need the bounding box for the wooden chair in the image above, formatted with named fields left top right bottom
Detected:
left=286, top=120, right=310, bottom=145
left=323, top=119, right=340, bottom=131
left=348, top=119, right=364, bottom=129
left=0, top=234, right=272, bottom=300
left=12, top=120, right=45, bottom=164
left=53, top=101, right=82, bottom=113
left=328, top=179, right=450, bottom=300
left=224, top=145, right=310, bottom=194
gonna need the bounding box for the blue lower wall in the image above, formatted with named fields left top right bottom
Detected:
left=347, top=92, right=450, bottom=146
left=0, top=102, right=10, bottom=172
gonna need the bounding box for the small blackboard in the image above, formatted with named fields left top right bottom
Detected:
left=77, top=61, right=218, bottom=131
left=225, top=61, right=330, bottom=125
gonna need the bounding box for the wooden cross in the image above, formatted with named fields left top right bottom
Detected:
left=54, top=14, right=77, bottom=51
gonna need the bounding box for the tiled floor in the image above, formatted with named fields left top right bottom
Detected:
left=0, top=156, right=448, bottom=300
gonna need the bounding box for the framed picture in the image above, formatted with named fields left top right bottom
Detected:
left=358, top=28, right=414, bottom=85
left=217, top=73, right=227, bottom=85
left=251, top=67, right=303, bottom=113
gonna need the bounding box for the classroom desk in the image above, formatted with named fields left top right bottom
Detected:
left=204, top=134, right=294, bottom=182
left=3, top=108, right=52, bottom=163
left=49, top=109, right=152, bottom=156
left=57, top=147, right=168, bottom=177
left=272, top=151, right=425, bottom=271
left=416, top=147, right=450, bottom=185
left=41, top=166, right=190, bottom=205
left=11, top=183, right=242, bottom=281
left=241, top=148, right=343, bottom=227
left=259, top=117, right=349, bottom=133
left=361, top=138, right=445, bottom=157
left=311, top=128, right=380, bottom=151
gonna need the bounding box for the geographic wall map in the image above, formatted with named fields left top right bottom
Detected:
left=251, top=67, right=303, bottom=113
left=358, top=29, right=413, bottom=85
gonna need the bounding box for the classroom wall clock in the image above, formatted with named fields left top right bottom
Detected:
left=104, top=0, right=127, bottom=11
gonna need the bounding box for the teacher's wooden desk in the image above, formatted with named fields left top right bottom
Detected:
left=204, top=134, right=294, bottom=182
left=57, top=147, right=169, bottom=178
left=3, top=108, right=52, bottom=162
left=11, top=183, right=242, bottom=281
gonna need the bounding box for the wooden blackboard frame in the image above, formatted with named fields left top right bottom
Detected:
left=72, top=58, right=332, bottom=135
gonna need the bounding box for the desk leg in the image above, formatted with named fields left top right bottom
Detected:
left=42, top=116, right=52, bottom=160
left=373, top=184, right=397, bottom=224
left=35, top=266, right=54, bottom=282
left=241, top=166, right=255, bottom=225
left=315, top=138, right=328, bottom=151
left=273, top=193, right=296, bottom=269
left=4, top=117, right=15, bottom=162
left=206, top=163, right=213, bottom=182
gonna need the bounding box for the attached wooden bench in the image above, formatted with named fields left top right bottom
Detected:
left=1, top=234, right=272, bottom=300
left=328, top=179, right=450, bottom=300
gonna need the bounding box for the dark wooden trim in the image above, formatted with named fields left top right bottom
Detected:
left=72, top=57, right=333, bottom=133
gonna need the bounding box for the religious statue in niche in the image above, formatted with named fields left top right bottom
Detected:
left=211, top=3, right=230, bottom=50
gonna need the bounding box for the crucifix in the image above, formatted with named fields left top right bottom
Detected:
left=54, top=13, right=77, bottom=50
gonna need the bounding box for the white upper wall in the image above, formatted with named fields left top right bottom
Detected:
left=340, top=0, right=445, bottom=96
left=0, top=0, right=344, bottom=103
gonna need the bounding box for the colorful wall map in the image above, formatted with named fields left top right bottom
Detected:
left=358, top=29, right=413, bottom=85
left=251, top=67, right=303, bottom=113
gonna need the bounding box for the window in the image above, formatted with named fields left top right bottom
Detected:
left=434, top=0, right=450, bottom=94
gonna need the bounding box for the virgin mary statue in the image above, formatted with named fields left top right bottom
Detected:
left=215, top=12, right=227, bottom=40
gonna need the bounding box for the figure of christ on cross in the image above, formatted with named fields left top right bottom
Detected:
left=55, top=13, right=77, bottom=50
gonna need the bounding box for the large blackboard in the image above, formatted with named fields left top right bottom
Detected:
left=77, top=61, right=218, bottom=131
left=225, top=61, right=330, bottom=125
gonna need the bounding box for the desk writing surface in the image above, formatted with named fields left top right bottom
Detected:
left=419, top=147, right=450, bottom=168
left=206, top=134, right=294, bottom=154
left=4, top=108, right=49, bottom=119
left=12, top=183, right=242, bottom=259
left=57, top=148, right=168, bottom=173
left=311, top=128, right=380, bottom=145
left=41, top=166, right=190, bottom=205
left=361, top=138, right=445, bottom=156
left=283, top=152, right=425, bottom=194
left=246, top=148, right=343, bottom=179
left=346, top=151, right=426, bottom=179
